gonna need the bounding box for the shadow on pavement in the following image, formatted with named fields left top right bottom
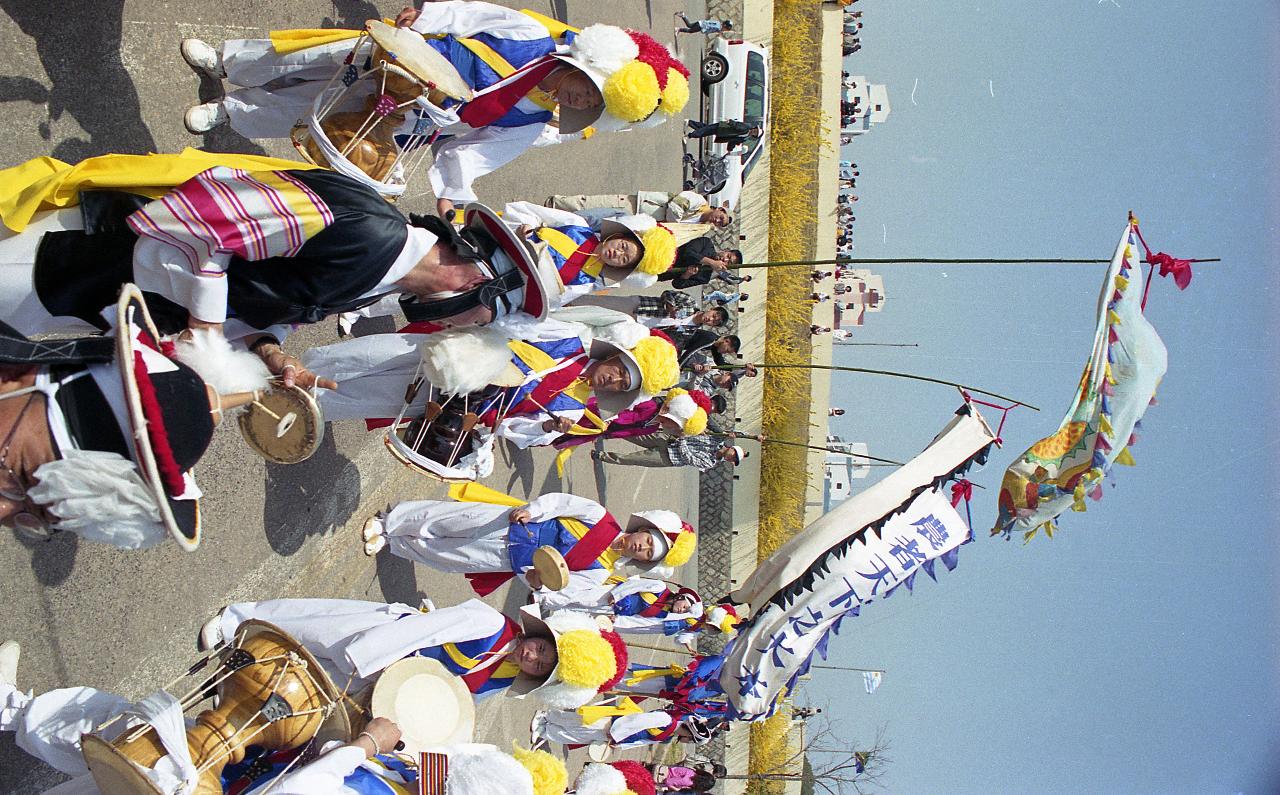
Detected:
left=0, top=0, right=156, bottom=160
left=373, top=547, right=419, bottom=605
left=13, top=530, right=78, bottom=587
left=261, top=430, right=362, bottom=556
left=0, top=732, right=67, bottom=795
left=502, top=443, right=535, bottom=496
left=322, top=0, right=381, bottom=29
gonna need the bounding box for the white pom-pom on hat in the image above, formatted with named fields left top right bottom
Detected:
left=570, top=24, right=640, bottom=74
left=573, top=763, right=629, bottom=795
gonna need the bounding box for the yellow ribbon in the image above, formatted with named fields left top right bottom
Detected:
left=536, top=226, right=604, bottom=278
left=578, top=696, right=642, bottom=725
left=624, top=664, right=686, bottom=687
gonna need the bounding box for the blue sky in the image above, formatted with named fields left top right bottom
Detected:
left=804, top=2, right=1279, bottom=793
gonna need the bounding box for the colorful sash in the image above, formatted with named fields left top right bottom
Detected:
left=414, top=615, right=522, bottom=694
left=536, top=225, right=601, bottom=284
left=482, top=339, right=604, bottom=435
left=450, top=482, right=622, bottom=595
left=126, top=167, right=333, bottom=273
left=454, top=37, right=560, bottom=115
left=638, top=588, right=673, bottom=618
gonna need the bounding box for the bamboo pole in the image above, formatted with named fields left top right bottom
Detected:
left=721, top=363, right=1039, bottom=411
left=709, top=432, right=901, bottom=465
left=726, top=256, right=1221, bottom=271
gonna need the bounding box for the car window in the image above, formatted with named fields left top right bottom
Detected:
left=744, top=52, right=767, bottom=120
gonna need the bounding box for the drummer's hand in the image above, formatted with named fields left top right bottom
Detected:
left=355, top=717, right=402, bottom=758
left=256, top=344, right=339, bottom=391
left=509, top=507, right=532, bottom=524
left=394, top=6, right=420, bottom=27
left=186, top=317, right=224, bottom=336
left=524, top=569, right=543, bottom=589
left=542, top=417, right=574, bottom=433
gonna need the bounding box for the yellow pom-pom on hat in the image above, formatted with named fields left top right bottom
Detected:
left=554, top=629, right=617, bottom=689
left=635, top=225, right=677, bottom=275
left=628, top=336, right=680, bottom=394
left=663, top=525, right=697, bottom=568
left=603, top=60, right=661, bottom=122
left=660, top=388, right=708, bottom=436
left=512, top=743, right=569, bottom=795
left=659, top=68, right=690, bottom=115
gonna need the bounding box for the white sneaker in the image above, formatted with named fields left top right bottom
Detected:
left=197, top=611, right=225, bottom=652
left=0, top=641, right=19, bottom=688
left=361, top=515, right=384, bottom=542
left=363, top=534, right=387, bottom=557
left=180, top=38, right=225, bottom=78
left=184, top=101, right=228, bottom=134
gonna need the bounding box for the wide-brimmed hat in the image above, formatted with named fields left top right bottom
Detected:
left=113, top=286, right=217, bottom=549
left=595, top=215, right=676, bottom=285
left=553, top=25, right=689, bottom=133
left=625, top=510, right=697, bottom=571
left=463, top=204, right=562, bottom=320
left=587, top=334, right=680, bottom=418
left=369, top=657, right=475, bottom=755
left=402, top=205, right=561, bottom=324
left=659, top=387, right=709, bottom=436
left=509, top=605, right=628, bottom=709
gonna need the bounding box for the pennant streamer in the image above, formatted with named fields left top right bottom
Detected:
left=992, top=223, right=1169, bottom=541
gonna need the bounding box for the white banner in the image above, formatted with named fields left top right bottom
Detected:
left=721, top=489, right=970, bottom=719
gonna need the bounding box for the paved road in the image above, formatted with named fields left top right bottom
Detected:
left=0, top=1, right=705, bottom=790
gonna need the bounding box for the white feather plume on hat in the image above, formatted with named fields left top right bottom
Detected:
left=170, top=328, right=271, bottom=405
left=418, top=327, right=515, bottom=396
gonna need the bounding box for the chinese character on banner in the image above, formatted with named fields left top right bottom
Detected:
left=913, top=514, right=949, bottom=550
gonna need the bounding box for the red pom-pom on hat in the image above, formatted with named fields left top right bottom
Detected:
left=626, top=30, right=672, bottom=89
left=610, top=760, right=657, bottom=795
left=688, top=389, right=713, bottom=413
left=599, top=630, right=629, bottom=692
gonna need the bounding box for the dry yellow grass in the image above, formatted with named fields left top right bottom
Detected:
left=749, top=1, right=828, bottom=790
left=747, top=707, right=798, bottom=795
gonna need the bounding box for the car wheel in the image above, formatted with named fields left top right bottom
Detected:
left=701, top=53, right=728, bottom=84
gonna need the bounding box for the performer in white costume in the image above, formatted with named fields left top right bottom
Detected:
left=0, top=641, right=565, bottom=795
left=197, top=598, right=552, bottom=692
left=180, top=2, right=690, bottom=215
left=361, top=485, right=696, bottom=597
left=302, top=310, right=678, bottom=450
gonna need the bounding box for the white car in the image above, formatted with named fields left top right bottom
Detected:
left=690, top=38, right=770, bottom=210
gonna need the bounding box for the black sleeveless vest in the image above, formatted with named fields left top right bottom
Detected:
left=32, top=169, right=409, bottom=334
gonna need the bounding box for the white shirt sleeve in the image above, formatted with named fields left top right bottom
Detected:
left=427, top=123, right=546, bottom=202
left=523, top=492, right=607, bottom=524
left=411, top=1, right=550, bottom=39
left=501, top=201, right=590, bottom=230
left=496, top=407, right=583, bottom=448
left=130, top=237, right=232, bottom=324
left=267, top=744, right=367, bottom=794
left=536, top=567, right=611, bottom=612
